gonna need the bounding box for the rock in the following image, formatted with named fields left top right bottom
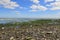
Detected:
left=31, top=39, right=35, bottom=40
left=10, top=36, right=15, bottom=40
left=57, top=39, right=59, bottom=40
left=2, top=27, right=5, bottom=30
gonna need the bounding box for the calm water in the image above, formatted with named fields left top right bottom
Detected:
left=0, top=18, right=36, bottom=24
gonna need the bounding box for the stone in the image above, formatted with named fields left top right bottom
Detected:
left=2, top=27, right=5, bottom=30
left=10, top=36, right=15, bottom=40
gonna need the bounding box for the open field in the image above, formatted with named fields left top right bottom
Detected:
left=0, top=19, right=60, bottom=40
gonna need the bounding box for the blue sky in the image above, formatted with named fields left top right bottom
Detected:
left=0, top=0, right=60, bottom=18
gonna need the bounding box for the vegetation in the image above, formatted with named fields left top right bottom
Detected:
left=0, top=19, right=59, bottom=27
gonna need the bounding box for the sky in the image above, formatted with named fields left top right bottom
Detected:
left=0, top=0, right=60, bottom=18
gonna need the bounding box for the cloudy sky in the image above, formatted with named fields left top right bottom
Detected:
left=0, top=0, right=60, bottom=18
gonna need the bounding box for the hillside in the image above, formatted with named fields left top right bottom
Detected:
left=0, top=19, right=60, bottom=40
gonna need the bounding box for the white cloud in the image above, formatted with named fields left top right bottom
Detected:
left=51, top=7, right=60, bottom=10
left=50, top=1, right=60, bottom=10
left=30, top=4, right=47, bottom=11
left=16, top=12, right=20, bottom=14
left=0, top=0, right=19, bottom=9
left=44, top=0, right=60, bottom=10
left=45, top=0, right=54, bottom=3
left=29, top=9, right=38, bottom=12
left=30, top=0, right=48, bottom=12
left=46, top=4, right=51, bottom=6
left=31, top=0, right=40, bottom=4
left=50, top=2, right=60, bottom=7
left=55, top=0, right=60, bottom=2
left=15, top=11, right=20, bottom=14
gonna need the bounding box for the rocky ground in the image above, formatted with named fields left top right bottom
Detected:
left=0, top=24, right=60, bottom=40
